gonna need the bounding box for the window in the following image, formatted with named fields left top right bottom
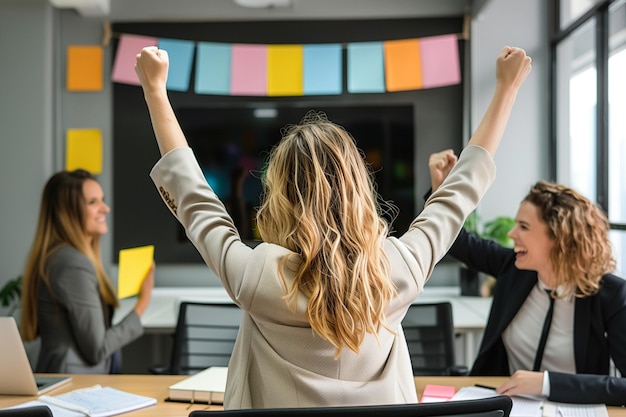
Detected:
left=556, top=19, right=597, bottom=200
left=608, top=0, right=626, bottom=273
left=560, top=0, right=605, bottom=28
left=554, top=0, right=626, bottom=276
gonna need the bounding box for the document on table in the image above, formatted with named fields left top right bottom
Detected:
left=451, top=386, right=608, bottom=417
left=3, top=385, right=157, bottom=417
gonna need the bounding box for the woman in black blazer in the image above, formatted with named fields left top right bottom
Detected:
left=428, top=150, right=626, bottom=406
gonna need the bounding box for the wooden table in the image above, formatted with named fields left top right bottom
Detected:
left=1, top=375, right=624, bottom=416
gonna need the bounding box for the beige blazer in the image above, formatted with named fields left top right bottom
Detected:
left=150, top=145, right=495, bottom=409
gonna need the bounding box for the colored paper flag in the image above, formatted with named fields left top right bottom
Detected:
left=195, top=42, right=231, bottom=95
left=66, top=45, right=103, bottom=92
left=230, top=44, right=267, bottom=96
left=304, top=44, right=342, bottom=95
left=384, top=38, right=422, bottom=92
left=65, top=128, right=102, bottom=174
left=111, top=34, right=158, bottom=85
left=117, top=245, right=154, bottom=299
left=419, top=34, right=461, bottom=89
left=267, top=44, right=303, bottom=96
left=158, top=38, right=195, bottom=92
left=347, top=42, right=385, bottom=93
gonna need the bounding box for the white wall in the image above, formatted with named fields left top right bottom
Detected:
left=471, top=0, right=550, bottom=222
left=0, top=1, right=54, bottom=315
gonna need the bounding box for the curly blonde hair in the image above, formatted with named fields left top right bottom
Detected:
left=523, top=181, right=615, bottom=297
left=256, top=111, right=397, bottom=355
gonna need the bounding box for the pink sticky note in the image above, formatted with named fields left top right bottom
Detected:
left=112, top=34, right=158, bottom=85
left=421, top=384, right=456, bottom=403
left=230, top=44, right=267, bottom=96
left=419, top=34, right=461, bottom=89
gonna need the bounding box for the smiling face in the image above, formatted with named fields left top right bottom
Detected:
left=82, top=178, right=109, bottom=241
left=508, top=201, right=555, bottom=284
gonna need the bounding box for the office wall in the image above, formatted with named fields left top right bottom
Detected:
left=471, top=0, right=550, bottom=222
left=0, top=1, right=54, bottom=315
left=0, top=0, right=549, bottom=314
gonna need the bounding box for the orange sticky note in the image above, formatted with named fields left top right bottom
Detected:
left=65, top=128, right=102, bottom=174
left=118, top=245, right=154, bottom=299
left=67, top=45, right=103, bottom=91
left=268, top=44, right=303, bottom=96
left=384, top=38, right=422, bottom=92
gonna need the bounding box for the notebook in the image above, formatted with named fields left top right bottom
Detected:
left=6, top=385, right=157, bottom=417
left=167, top=366, right=228, bottom=404
left=0, top=317, right=72, bottom=395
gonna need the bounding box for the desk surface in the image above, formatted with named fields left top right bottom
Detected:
left=116, top=286, right=492, bottom=334
left=1, top=375, right=624, bottom=417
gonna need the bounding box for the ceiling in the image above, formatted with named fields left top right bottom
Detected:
left=100, top=0, right=491, bottom=22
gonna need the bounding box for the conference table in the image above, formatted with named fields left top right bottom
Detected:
left=116, top=286, right=492, bottom=366
left=1, top=375, right=624, bottom=417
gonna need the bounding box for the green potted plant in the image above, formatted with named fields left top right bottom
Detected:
left=460, top=212, right=515, bottom=296
left=0, top=275, right=22, bottom=317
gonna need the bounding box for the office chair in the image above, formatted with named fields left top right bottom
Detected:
left=0, top=406, right=53, bottom=417
left=189, top=396, right=513, bottom=417
left=401, top=302, right=468, bottom=376
left=152, top=301, right=243, bottom=375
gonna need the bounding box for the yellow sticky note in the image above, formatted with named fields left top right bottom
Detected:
left=67, top=45, right=103, bottom=91
left=65, top=128, right=103, bottom=174
left=117, top=245, right=154, bottom=299
left=267, top=44, right=303, bottom=96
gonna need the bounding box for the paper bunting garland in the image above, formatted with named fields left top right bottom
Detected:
left=109, top=33, right=460, bottom=96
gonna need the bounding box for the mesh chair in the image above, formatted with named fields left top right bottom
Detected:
left=401, top=302, right=467, bottom=376
left=158, top=302, right=243, bottom=375
left=189, top=396, right=513, bottom=417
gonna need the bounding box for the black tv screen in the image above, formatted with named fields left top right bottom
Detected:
left=177, top=104, right=415, bottom=244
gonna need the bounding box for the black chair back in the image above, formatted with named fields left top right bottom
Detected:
left=401, top=302, right=460, bottom=375
left=189, top=396, right=513, bottom=417
left=169, top=302, right=243, bottom=375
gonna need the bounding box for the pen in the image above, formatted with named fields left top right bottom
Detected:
left=38, top=395, right=92, bottom=416
left=474, top=384, right=497, bottom=391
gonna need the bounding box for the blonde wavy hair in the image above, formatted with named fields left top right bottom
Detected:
left=21, top=169, right=118, bottom=341
left=256, top=111, right=397, bottom=355
left=524, top=180, right=615, bottom=298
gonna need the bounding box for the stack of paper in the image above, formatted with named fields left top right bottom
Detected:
left=451, top=386, right=608, bottom=417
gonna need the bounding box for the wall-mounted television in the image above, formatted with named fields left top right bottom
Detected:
left=177, top=104, right=415, bottom=244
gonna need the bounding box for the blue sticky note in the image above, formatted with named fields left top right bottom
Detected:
left=347, top=41, right=385, bottom=93
left=195, top=42, right=231, bottom=95
left=158, top=38, right=195, bottom=92
left=303, top=44, right=342, bottom=95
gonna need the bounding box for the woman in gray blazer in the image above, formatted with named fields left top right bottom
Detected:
left=135, top=45, right=531, bottom=409
left=21, top=169, right=154, bottom=374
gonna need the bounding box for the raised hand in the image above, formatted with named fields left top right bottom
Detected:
left=428, top=149, right=458, bottom=191
left=135, top=46, right=169, bottom=95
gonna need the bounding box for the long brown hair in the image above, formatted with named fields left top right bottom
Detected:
left=523, top=180, right=615, bottom=297
left=21, top=169, right=118, bottom=341
left=256, top=111, right=397, bottom=356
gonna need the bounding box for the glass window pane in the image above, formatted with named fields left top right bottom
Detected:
left=610, top=230, right=625, bottom=277
left=556, top=19, right=597, bottom=201
left=609, top=0, right=626, bottom=224
left=560, top=0, right=604, bottom=29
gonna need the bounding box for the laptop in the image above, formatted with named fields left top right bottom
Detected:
left=0, top=317, right=71, bottom=395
